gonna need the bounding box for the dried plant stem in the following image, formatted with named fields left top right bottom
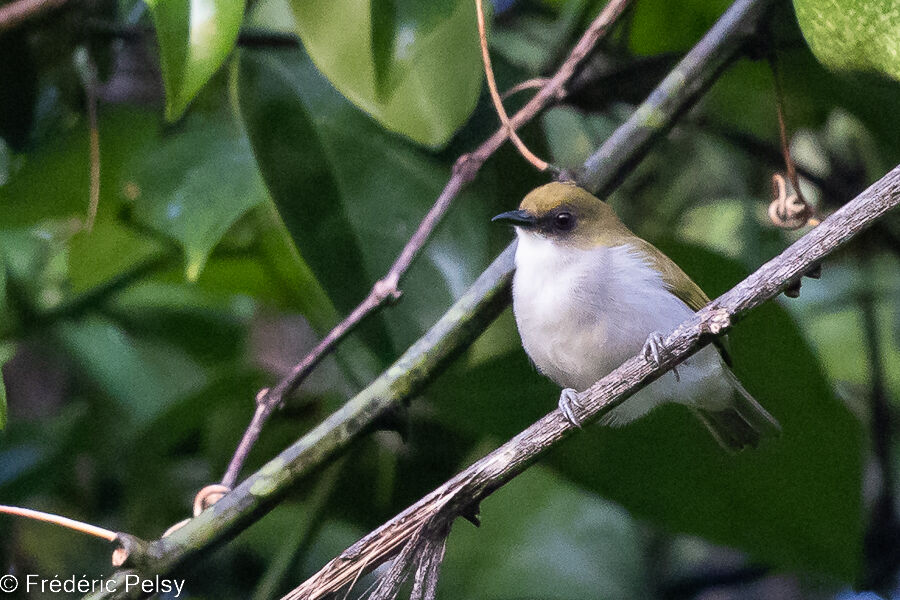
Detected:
left=768, top=54, right=819, bottom=229
left=475, top=0, right=550, bottom=171
left=502, top=78, right=552, bottom=100
left=285, top=163, right=900, bottom=600
left=220, top=0, right=634, bottom=490
left=0, top=504, right=118, bottom=542
left=578, top=0, right=774, bottom=196
left=83, top=2, right=775, bottom=597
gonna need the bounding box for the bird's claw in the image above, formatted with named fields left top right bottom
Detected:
left=559, top=388, right=584, bottom=428
left=642, top=331, right=680, bottom=382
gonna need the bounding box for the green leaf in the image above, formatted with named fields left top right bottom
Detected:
left=237, top=48, right=494, bottom=353
left=0, top=107, right=159, bottom=228
left=102, top=280, right=254, bottom=364
left=283, top=0, right=483, bottom=147
left=793, top=0, right=900, bottom=83
left=128, top=115, right=267, bottom=280
left=433, top=243, right=864, bottom=581
left=370, top=0, right=398, bottom=100
left=55, top=315, right=208, bottom=427
left=442, top=465, right=650, bottom=599
left=194, top=202, right=383, bottom=387
left=145, top=0, right=246, bottom=121
left=0, top=223, right=74, bottom=315
left=250, top=201, right=341, bottom=331
left=489, top=0, right=588, bottom=75
left=628, top=0, right=730, bottom=55
left=542, top=106, right=618, bottom=171
left=67, top=220, right=167, bottom=295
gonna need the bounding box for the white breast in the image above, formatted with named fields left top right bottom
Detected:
left=511, top=230, right=730, bottom=423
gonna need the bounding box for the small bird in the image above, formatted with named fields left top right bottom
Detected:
left=493, top=182, right=780, bottom=450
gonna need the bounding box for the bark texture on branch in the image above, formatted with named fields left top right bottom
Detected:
left=578, top=0, right=770, bottom=197
left=83, top=246, right=514, bottom=600
left=285, top=164, right=900, bottom=600
left=219, top=0, right=633, bottom=490
left=83, top=0, right=776, bottom=596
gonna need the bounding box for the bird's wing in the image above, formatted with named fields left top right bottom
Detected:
left=634, top=239, right=733, bottom=365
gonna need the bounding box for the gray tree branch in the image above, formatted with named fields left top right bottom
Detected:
left=83, top=0, right=777, bottom=596
left=220, top=0, right=633, bottom=490
left=284, top=163, right=900, bottom=600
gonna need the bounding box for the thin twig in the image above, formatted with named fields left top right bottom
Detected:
left=475, top=0, right=550, bottom=171
left=502, top=77, right=552, bottom=100
left=770, top=55, right=803, bottom=204
left=768, top=54, right=819, bottom=229
left=219, top=0, right=633, bottom=490
left=0, top=504, right=118, bottom=541
left=285, top=164, right=900, bottom=600
left=340, top=552, right=371, bottom=600
left=82, top=3, right=771, bottom=596
left=0, top=0, right=67, bottom=33
left=578, top=0, right=775, bottom=196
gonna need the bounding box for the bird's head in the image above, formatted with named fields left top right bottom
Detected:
left=492, top=182, right=631, bottom=249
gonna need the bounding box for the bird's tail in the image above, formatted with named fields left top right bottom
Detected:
left=693, top=373, right=781, bottom=452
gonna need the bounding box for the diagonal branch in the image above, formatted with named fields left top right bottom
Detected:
left=578, top=0, right=772, bottom=197
left=475, top=0, right=551, bottom=172
left=220, top=0, right=633, bottom=490
left=85, top=248, right=517, bottom=600
left=285, top=163, right=900, bottom=600
left=83, top=1, right=776, bottom=596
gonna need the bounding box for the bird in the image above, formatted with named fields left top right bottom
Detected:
left=492, top=181, right=780, bottom=451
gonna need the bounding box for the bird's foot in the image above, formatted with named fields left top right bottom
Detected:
left=642, top=331, right=680, bottom=382
left=558, top=388, right=584, bottom=428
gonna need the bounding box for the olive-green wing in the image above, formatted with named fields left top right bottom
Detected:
left=634, top=239, right=732, bottom=365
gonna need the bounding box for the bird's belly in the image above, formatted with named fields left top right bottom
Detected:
left=518, top=300, right=729, bottom=424
left=513, top=259, right=681, bottom=390
left=516, top=303, right=627, bottom=390
left=511, top=243, right=731, bottom=424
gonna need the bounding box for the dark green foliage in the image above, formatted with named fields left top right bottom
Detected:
left=1, top=0, right=898, bottom=598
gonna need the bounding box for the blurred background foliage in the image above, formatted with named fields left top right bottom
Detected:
left=1, top=0, right=899, bottom=598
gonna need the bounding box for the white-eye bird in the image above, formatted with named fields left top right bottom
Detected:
left=493, top=182, right=780, bottom=451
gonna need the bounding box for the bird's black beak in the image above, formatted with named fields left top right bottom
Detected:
left=491, top=209, right=537, bottom=227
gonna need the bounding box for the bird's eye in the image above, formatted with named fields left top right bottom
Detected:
left=554, top=211, right=575, bottom=231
